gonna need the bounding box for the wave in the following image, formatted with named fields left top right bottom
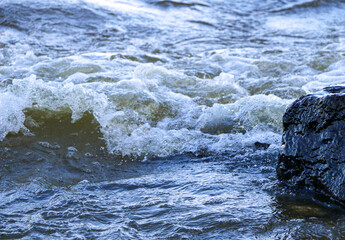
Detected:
left=0, top=62, right=291, bottom=159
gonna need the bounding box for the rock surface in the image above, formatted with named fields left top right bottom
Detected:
left=277, top=86, right=345, bottom=202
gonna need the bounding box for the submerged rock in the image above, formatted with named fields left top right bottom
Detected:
left=277, top=86, right=345, bottom=202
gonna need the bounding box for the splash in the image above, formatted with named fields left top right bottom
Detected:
left=1, top=63, right=291, bottom=159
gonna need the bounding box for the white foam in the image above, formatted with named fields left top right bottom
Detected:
left=302, top=59, right=345, bottom=93
left=0, top=92, right=26, bottom=140
left=0, top=63, right=291, bottom=158
left=197, top=94, right=291, bottom=133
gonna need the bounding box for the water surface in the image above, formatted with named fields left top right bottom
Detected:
left=1, top=0, right=345, bottom=239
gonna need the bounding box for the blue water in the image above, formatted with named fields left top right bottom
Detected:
left=1, top=0, right=345, bottom=238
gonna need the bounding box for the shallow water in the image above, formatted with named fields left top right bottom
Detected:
left=1, top=0, right=345, bottom=239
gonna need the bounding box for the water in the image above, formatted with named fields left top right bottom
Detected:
left=1, top=0, right=345, bottom=238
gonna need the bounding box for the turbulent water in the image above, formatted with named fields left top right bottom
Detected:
left=1, top=0, right=345, bottom=239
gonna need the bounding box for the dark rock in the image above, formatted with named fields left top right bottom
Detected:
left=277, top=86, right=345, bottom=202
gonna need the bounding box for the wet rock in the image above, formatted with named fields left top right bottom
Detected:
left=277, top=86, right=345, bottom=202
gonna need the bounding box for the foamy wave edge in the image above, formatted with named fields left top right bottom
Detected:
left=0, top=64, right=292, bottom=159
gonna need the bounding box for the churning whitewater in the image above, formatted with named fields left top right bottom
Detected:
left=2, top=0, right=345, bottom=239
left=1, top=61, right=290, bottom=158
left=2, top=0, right=345, bottom=159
